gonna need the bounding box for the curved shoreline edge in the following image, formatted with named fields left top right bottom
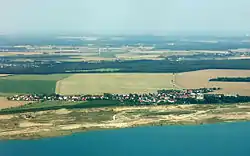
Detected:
left=1, top=103, right=250, bottom=140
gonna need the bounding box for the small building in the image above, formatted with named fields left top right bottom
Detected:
left=168, top=99, right=176, bottom=103
left=196, top=93, right=204, bottom=100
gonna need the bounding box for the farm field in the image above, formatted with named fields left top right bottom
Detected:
left=0, top=97, right=29, bottom=109
left=0, top=52, right=44, bottom=56
left=0, top=74, right=71, bottom=94
left=56, top=70, right=250, bottom=96
left=0, top=74, right=71, bottom=81
left=56, top=73, right=174, bottom=95
left=116, top=53, right=163, bottom=60
left=175, top=69, right=250, bottom=96
left=1, top=69, right=250, bottom=97
left=0, top=74, right=9, bottom=77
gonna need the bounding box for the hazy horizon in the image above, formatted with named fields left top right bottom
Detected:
left=1, top=0, right=250, bottom=35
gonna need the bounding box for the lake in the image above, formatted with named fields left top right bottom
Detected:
left=1, top=122, right=250, bottom=156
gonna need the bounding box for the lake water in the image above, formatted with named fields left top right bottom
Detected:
left=1, top=122, right=250, bottom=156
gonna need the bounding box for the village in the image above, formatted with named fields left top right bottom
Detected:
left=6, top=87, right=227, bottom=105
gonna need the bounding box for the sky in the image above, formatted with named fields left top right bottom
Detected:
left=0, top=0, right=250, bottom=35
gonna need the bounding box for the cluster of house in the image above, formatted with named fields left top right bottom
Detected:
left=7, top=88, right=220, bottom=104
left=110, top=87, right=219, bottom=104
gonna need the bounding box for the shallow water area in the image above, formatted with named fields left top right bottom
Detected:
left=1, top=122, right=250, bottom=156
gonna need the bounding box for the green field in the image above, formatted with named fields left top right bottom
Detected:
left=0, top=74, right=71, bottom=94
left=0, top=73, right=175, bottom=95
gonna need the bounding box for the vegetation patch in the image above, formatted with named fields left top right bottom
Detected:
left=0, top=74, right=71, bottom=81
left=0, top=100, right=121, bottom=115
left=142, top=110, right=196, bottom=116
left=210, top=77, right=250, bottom=82
left=0, top=74, right=71, bottom=94
left=0, top=80, right=56, bottom=94
left=99, top=51, right=127, bottom=58
left=202, top=117, right=223, bottom=124
left=69, top=111, right=115, bottom=123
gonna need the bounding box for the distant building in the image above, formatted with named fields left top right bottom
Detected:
left=196, top=93, right=204, bottom=100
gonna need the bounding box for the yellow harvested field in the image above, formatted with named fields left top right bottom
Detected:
left=191, top=50, right=227, bottom=53
left=0, top=52, right=44, bottom=56
left=81, top=57, right=115, bottom=61
left=0, top=74, right=9, bottom=77
left=228, top=56, right=250, bottom=60
left=175, top=69, right=250, bottom=96
left=116, top=54, right=162, bottom=60
left=0, top=97, right=29, bottom=109
left=56, top=73, right=174, bottom=95
left=56, top=69, right=250, bottom=96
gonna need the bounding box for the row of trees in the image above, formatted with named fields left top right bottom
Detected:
left=175, top=95, right=250, bottom=104
left=210, top=77, right=250, bottom=82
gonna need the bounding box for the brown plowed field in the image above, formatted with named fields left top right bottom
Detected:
left=0, top=97, right=29, bottom=109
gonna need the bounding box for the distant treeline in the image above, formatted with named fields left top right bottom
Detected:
left=182, top=95, right=250, bottom=104
left=2, top=35, right=250, bottom=50
left=210, top=77, right=250, bottom=82
left=1, top=59, right=250, bottom=74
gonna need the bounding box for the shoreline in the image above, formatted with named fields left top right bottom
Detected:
left=1, top=104, right=250, bottom=140
left=1, top=120, right=249, bottom=141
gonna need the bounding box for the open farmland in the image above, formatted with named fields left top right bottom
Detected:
left=0, top=74, right=71, bottom=94
left=0, top=74, right=9, bottom=77
left=0, top=97, right=29, bottom=109
left=0, top=52, right=44, bottom=56
left=175, top=69, right=250, bottom=96
left=56, top=73, right=174, bottom=95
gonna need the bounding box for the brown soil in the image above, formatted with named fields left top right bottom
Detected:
left=0, top=97, right=29, bottom=109
left=176, top=69, right=250, bottom=96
